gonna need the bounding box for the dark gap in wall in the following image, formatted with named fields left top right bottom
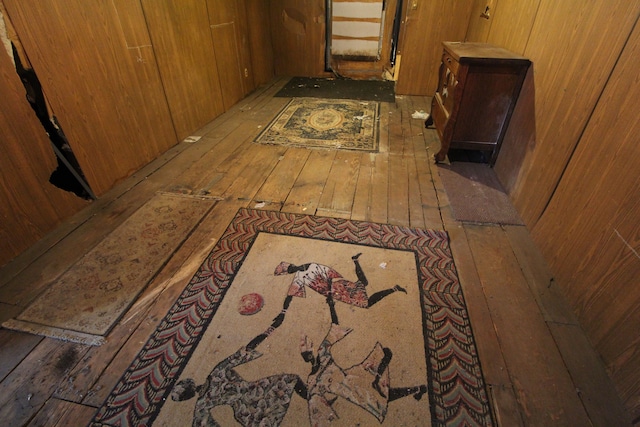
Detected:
left=447, top=148, right=490, bottom=164
left=12, top=43, right=95, bottom=200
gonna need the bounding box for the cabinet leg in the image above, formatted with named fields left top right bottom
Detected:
left=424, top=116, right=434, bottom=128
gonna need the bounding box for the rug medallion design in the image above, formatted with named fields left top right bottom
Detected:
left=92, top=209, right=493, bottom=426
left=254, top=98, right=379, bottom=151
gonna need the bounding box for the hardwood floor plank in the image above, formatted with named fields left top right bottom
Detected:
left=387, top=153, right=409, bottom=226
left=0, top=338, right=89, bottom=426
left=316, top=151, right=361, bottom=218
left=27, top=398, right=96, bottom=427
left=351, top=152, right=390, bottom=224
left=505, top=225, right=579, bottom=325
left=369, top=152, right=390, bottom=225
left=219, top=145, right=289, bottom=201
left=464, top=224, right=591, bottom=426
left=351, top=152, right=374, bottom=222
left=549, top=322, right=632, bottom=426
left=0, top=77, right=627, bottom=426
left=282, top=150, right=336, bottom=215
left=0, top=329, right=43, bottom=383
left=446, top=225, right=524, bottom=426
left=377, top=102, right=391, bottom=153
left=253, top=147, right=311, bottom=205
left=406, top=149, right=426, bottom=229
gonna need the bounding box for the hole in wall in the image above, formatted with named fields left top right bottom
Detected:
left=11, top=43, right=95, bottom=200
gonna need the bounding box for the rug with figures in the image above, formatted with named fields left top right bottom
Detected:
left=92, top=208, right=494, bottom=426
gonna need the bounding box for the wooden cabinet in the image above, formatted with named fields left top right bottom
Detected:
left=429, top=42, right=530, bottom=165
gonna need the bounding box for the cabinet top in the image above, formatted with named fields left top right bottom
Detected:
left=443, top=42, right=530, bottom=64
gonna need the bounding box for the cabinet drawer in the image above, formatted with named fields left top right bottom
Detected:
left=431, top=95, right=448, bottom=141
left=441, top=51, right=459, bottom=76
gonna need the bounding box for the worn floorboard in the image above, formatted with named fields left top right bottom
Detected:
left=0, top=81, right=631, bottom=426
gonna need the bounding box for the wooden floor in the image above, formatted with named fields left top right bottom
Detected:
left=0, top=77, right=631, bottom=426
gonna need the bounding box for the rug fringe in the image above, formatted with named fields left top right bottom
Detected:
left=2, top=318, right=105, bottom=346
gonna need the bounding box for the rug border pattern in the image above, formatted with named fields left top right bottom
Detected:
left=92, top=209, right=494, bottom=426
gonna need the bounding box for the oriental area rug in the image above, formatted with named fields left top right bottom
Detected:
left=254, top=97, right=379, bottom=151
left=2, top=193, right=216, bottom=346
left=92, top=208, right=494, bottom=426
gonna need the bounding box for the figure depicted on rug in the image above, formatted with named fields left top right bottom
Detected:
left=299, top=294, right=427, bottom=426
left=170, top=319, right=308, bottom=427
left=274, top=253, right=406, bottom=317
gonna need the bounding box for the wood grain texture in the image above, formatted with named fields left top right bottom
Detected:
left=270, top=0, right=329, bottom=77
left=141, top=0, right=225, bottom=141
left=464, top=225, right=592, bottom=426
left=0, top=86, right=631, bottom=425
left=0, top=338, right=88, bottom=426
left=503, top=0, right=640, bottom=226
left=531, top=20, right=640, bottom=418
left=0, top=30, right=88, bottom=266
left=246, top=0, right=275, bottom=86
left=26, top=398, right=97, bottom=427
left=465, top=0, right=495, bottom=43
left=483, top=0, right=539, bottom=54
left=207, top=0, right=254, bottom=109
left=3, top=0, right=177, bottom=196
left=395, top=0, right=474, bottom=95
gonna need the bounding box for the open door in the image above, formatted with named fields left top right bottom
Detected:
left=329, top=0, right=385, bottom=61
left=326, top=0, right=402, bottom=80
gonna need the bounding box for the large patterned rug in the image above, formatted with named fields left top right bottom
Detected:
left=92, top=209, right=494, bottom=426
left=254, top=97, right=379, bottom=151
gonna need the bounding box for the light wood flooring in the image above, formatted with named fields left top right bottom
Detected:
left=0, top=78, right=632, bottom=426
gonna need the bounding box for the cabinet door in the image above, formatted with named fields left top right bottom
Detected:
left=452, top=66, right=523, bottom=144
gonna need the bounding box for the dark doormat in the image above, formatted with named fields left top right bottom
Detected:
left=439, top=162, right=525, bottom=225
left=275, top=77, right=396, bottom=103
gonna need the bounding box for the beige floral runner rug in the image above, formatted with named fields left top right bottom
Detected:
left=254, top=97, right=379, bottom=151
left=2, top=193, right=216, bottom=346
left=92, top=208, right=494, bottom=426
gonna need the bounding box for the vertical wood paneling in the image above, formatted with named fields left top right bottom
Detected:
left=270, top=0, right=328, bottom=77
left=483, top=0, right=539, bottom=54
left=0, top=37, right=87, bottom=266
left=3, top=0, right=177, bottom=196
left=245, top=0, right=275, bottom=86
left=395, top=0, right=474, bottom=95
left=141, top=0, right=225, bottom=141
left=207, top=0, right=249, bottom=110
left=465, top=0, right=496, bottom=43
left=502, top=0, right=639, bottom=226
left=532, top=20, right=640, bottom=416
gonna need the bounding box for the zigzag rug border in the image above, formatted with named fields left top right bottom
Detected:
left=92, top=208, right=494, bottom=426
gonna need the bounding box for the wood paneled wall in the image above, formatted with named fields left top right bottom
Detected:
left=141, top=0, right=225, bottom=139
left=270, top=0, right=329, bottom=77
left=0, top=0, right=273, bottom=266
left=0, top=36, right=88, bottom=265
left=395, top=0, right=474, bottom=95
left=533, top=23, right=640, bottom=416
left=206, top=0, right=254, bottom=110
left=2, top=0, right=178, bottom=196
left=246, top=0, right=275, bottom=86
left=466, top=0, right=640, bottom=417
